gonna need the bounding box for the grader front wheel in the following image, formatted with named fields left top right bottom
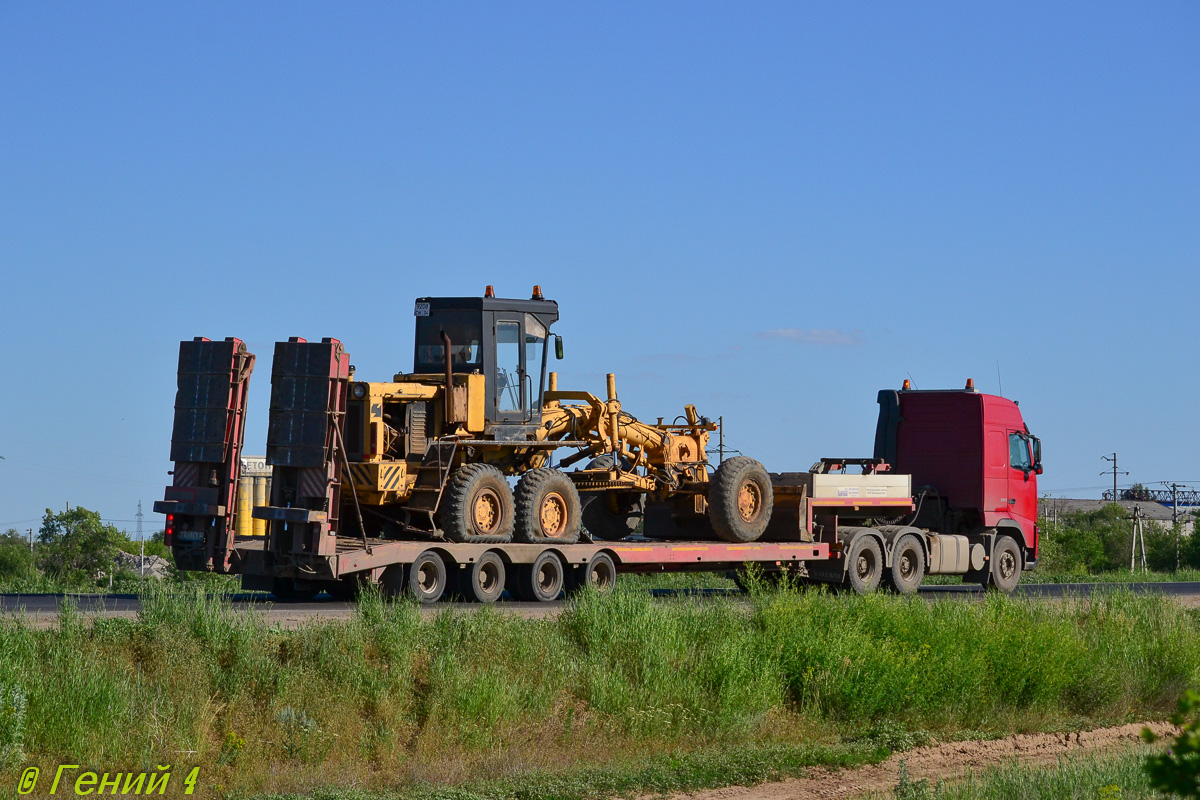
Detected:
left=708, top=456, right=774, bottom=543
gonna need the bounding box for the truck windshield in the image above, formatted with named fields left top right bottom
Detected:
left=415, top=312, right=483, bottom=373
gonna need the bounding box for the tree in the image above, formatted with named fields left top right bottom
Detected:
left=36, top=507, right=123, bottom=586
left=1143, top=690, right=1200, bottom=798
left=0, top=529, right=35, bottom=582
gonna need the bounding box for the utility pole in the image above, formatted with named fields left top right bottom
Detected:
left=136, top=500, right=145, bottom=577
left=1131, top=505, right=1148, bottom=573
left=1101, top=453, right=1128, bottom=502
left=27, top=528, right=32, bottom=553
left=1163, top=482, right=1182, bottom=571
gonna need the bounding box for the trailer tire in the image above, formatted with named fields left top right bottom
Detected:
left=510, top=550, right=565, bottom=602
left=708, top=456, right=774, bottom=543
left=845, top=535, right=883, bottom=595
left=439, top=464, right=515, bottom=543
left=460, top=550, right=506, bottom=604
left=568, top=551, right=617, bottom=595
left=515, top=468, right=582, bottom=544
left=989, top=535, right=1021, bottom=594
left=581, top=456, right=644, bottom=540
left=885, top=534, right=925, bottom=595
left=407, top=550, right=448, bottom=604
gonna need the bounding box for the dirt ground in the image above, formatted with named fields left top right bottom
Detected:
left=668, top=722, right=1176, bottom=800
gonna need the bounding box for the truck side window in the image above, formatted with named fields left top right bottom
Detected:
left=1009, top=433, right=1031, bottom=471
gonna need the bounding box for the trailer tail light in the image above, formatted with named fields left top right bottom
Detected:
left=165, top=513, right=175, bottom=546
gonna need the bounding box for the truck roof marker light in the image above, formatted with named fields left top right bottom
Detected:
left=965, top=378, right=975, bottom=391
left=532, top=284, right=543, bottom=300
left=485, top=285, right=495, bottom=298
left=902, top=379, right=911, bottom=390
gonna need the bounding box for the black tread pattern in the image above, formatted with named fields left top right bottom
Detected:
left=708, top=456, right=774, bottom=543
left=438, top=463, right=515, bottom=543
left=515, top=468, right=583, bottom=544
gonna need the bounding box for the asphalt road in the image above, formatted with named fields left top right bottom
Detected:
left=2, top=581, right=1199, bottom=626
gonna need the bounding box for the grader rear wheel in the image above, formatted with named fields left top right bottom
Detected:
left=439, top=463, right=515, bottom=543
left=515, top=468, right=582, bottom=544
left=708, top=456, right=774, bottom=543
left=580, top=456, right=644, bottom=540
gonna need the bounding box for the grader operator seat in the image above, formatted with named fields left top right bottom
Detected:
left=413, top=288, right=560, bottom=429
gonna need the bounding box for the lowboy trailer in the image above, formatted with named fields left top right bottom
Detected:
left=155, top=290, right=1042, bottom=602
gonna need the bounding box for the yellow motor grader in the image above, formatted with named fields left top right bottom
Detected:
left=292, top=286, right=773, bottom=548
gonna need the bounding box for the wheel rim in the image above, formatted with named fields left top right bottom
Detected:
left=472, top=488, right=502, bottom=535
left=537, top=562, right=559, bottom=594
left=737, top=480, right=763, bottom=522
left=478, top=561, right=500, bottom=594
left=417, top=562, right=439, bottom=594
left=998, top=549, right=1017, bottom=581
left=856, top=549, right=876, bottom=581
left=898, top=550, right=916, bottom=582
left=590, top=561, right=614, bottom=589
left=540, top=491, right=569, bottom=538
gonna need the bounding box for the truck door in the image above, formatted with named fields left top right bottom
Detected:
left=494, top=318, right=526, bottom=422
left=1006, top=431, right=1036, bottom=536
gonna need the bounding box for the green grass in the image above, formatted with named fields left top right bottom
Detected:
left=0, top=585, right=1197, bottom=798
left=876, top=747, right=1158, bottom=799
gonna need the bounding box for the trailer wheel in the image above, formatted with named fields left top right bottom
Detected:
left=581, top=456, right=644, bottom=540
left=270, top=578, right=320, bottom=602
left=460, top=551, right=507, bottom=603
left=439, top=464, right=515, bottom=543
left=845, top=536, right=883, bottom=595
left=989, top=536, right=1021, bottom=594
left=568, top=551, right=617, bottom=595
left=886, top=535, right=925, bottom=595
left=407, top=550, right=448, bottom=604
left=515, top=468, right=582, bottom=544
left=708, top=456, right=774, bottom=543
left=511, top=550, right=565, bottom=602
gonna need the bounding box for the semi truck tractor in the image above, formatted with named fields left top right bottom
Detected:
left=154, top=288, right=1042, bottom=601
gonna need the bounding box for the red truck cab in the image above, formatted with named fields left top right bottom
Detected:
left=875, top=382, right=1042, bottom=567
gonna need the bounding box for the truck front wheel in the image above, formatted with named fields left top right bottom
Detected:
left=708, top=456, right=774, bottom=543
left=989, top=536, right=1022, bottom=594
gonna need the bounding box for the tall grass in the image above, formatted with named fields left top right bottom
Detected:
left=0, top=584, right=1197, bottom=797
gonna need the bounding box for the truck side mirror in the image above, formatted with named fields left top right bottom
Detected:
left=1034, top=465, right=1043, bottom=475
left=554, top=335, right=564, bottom=360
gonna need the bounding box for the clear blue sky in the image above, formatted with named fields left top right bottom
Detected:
left=1, top=2, right=1197, bottom=534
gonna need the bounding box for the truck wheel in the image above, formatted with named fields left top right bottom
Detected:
left=461, top=551, right=506, bottom=603
left=989, top=536, right=1022, bottom=594
left=270, top=578, right=320, bottom=602
left=708, top=456, right=774, bottom=543
left=439, top=464, right=515, bottom=543
left=515, top=468, right=582, bottom=544
left=580, top=456, right=644, bottom=540
left=407, top=550, right=448, bottom=604
left=568, top=551, right=617, bottom=595
left=510, top=550, right=565, bottom=602
left=845, top=536, right=883, bottom=595
left=886, top=534, right=925, bottom=596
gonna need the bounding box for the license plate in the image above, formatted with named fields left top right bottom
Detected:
left=414, top=302, right=430, bottom=317
left=176, top=530, right=204, bottom=542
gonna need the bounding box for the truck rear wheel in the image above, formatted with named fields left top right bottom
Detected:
left=580, top=456, right=644, bottom=540
left=407, top=550, right=448, bottom=604
left=439, top=464, right=515, bottom=543
left=510, top=550, right=565, bottom=602
left=460, top=550, right=506, bottom=603
left=515, top=468, right=582, bottom=544
left=708, top=456, right=774, bottom=543
left=886, top=534, right=925, bottom=595
left=989, top=535, right=1021, bottom=594
left=845, top=535, right=883, bottom=595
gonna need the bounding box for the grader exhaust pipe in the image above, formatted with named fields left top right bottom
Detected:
left=441, top=329, right=456, bottom=429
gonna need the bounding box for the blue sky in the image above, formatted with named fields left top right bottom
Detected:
left=1, top=2, right=1197, bottom=534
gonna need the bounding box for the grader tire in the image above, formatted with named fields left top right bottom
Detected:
left=439, top=463, right=515, bottom=543
left=708, top=456, right=774, bottom=543
left=580, top=455, right=644, bottom=540
left=515, top=468, right=582, bottom=544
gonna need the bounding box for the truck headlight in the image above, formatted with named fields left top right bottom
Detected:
left=352, top=383, right=367, bottom=399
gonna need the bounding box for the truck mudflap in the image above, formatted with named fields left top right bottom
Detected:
left=252, top=337, right=352, bottom=569
left=154, top=337, right=256, bottom=572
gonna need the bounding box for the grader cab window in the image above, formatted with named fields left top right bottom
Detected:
left=496, top=321, right=522, bottom=413
left=414, top=311, right=482, bottom=373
